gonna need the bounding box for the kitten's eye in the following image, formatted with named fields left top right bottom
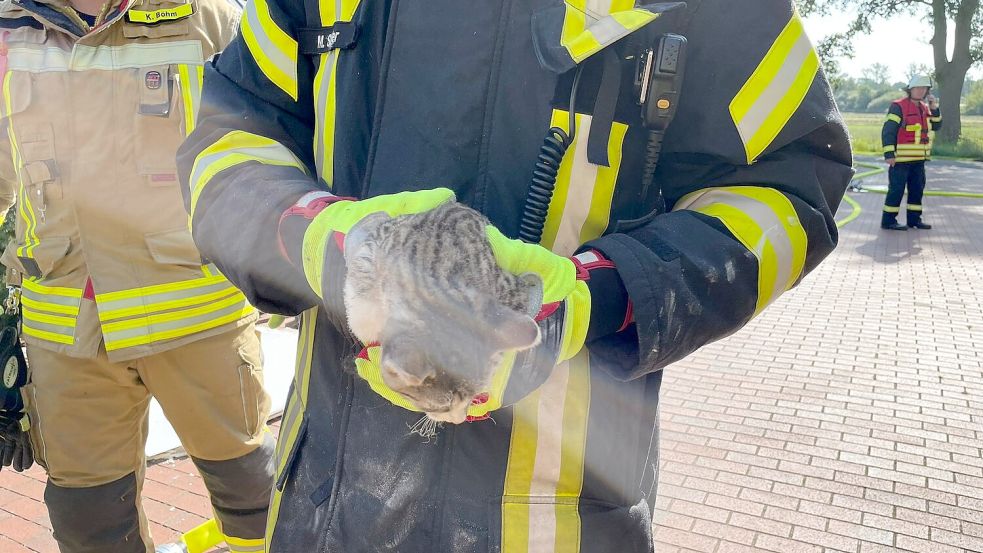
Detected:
left=400, top=389, right=420, bottom=401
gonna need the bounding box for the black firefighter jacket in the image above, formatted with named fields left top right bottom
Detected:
left=177, top=0, right=852, bottom=551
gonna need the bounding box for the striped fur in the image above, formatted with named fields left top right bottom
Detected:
left=344, top=202, right=542, bottom=423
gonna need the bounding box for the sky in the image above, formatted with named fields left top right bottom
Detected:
left=801, top=9, right=983, bottom=83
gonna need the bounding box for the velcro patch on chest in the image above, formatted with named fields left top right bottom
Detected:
left=299, top=22, right=358, bottom=55
left=125, top=2, right=195, bottom=25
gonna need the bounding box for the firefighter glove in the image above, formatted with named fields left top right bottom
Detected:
left=279, top=188, right=456, bottom=317
left=353, top=226, right=594, bottom=421
left=0, top=410, right=33, bottom=473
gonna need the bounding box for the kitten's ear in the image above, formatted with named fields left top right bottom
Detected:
left=344, top=211, right=390, bottom=258
left=486, top=301, right=541, bottom=352
left=519, top=273, right=544, bottom=317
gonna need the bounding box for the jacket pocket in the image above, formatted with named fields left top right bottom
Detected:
left=2, top=74, right=63, bottom=218
left=144, top=227, right=203, bottom=269
left=0, top=236, right=71, bottom=280
left=133, top=65, right=184, bottom=186
left=18, top=123, right=62, bottom=206
left=235, top=332, right=268, bottom=438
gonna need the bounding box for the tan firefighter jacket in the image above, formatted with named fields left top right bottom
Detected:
left=0, top=0, right=253, bottom=361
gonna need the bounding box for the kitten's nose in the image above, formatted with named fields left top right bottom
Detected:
left=428, top=403, right=469, bottom=425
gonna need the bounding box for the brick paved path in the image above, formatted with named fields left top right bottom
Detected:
left=2, top=161, right=982, bottom=552
left=655, top=161, right=983, bottom=553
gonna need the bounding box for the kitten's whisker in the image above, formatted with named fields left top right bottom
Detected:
left=407, top=415, right=442, bottom=443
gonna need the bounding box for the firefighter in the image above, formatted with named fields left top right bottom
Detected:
left=881, top=74, right=942, bottom=230
left=178, top=0, right=852, bottom=550
left=0, top=1, right=275, bottom=552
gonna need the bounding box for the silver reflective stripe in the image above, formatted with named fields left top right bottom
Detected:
left=525, top=360, right=572, bottom=550
left=313, top=52, right=337, bottom=184
left=22, top=318, right=76, bottom=339
left=21, top=287, right=81, bottom=308
left=97, top=279, right=240, bottom=317
left=6, top=42, right=204, bottom=73
left=586, top=15, right=631, bottom=47
left=20, top=295, right=80, bottom=316
left=190, top=143, right=304, bottom=197
left=676, top=189, right=797, bottom=304
left=734, top=33, right=814, bottom=153
left=241, top=0, right=298, bottom=99
left=103, top=296, right=249, bottom=345
left=584, top=0, right=615, bottom=18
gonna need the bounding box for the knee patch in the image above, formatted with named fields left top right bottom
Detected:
left=44, top=473, right=147, bottom=553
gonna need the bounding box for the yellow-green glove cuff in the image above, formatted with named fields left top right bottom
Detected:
left=353, top=344, right=516, bottom=419
left=483, top=225, right=577, bottom=303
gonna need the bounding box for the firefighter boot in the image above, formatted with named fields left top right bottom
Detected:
left=881, top=212, right=907, bottom=231
left=907, top=213, right=932, bottom=229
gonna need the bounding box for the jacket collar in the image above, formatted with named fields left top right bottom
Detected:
left=1, top=0, right=130, bottom=37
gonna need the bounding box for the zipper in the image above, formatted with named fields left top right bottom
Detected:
left=473, top=0, right=514, bottom=216
left=358, top=0, right=401, bottom=199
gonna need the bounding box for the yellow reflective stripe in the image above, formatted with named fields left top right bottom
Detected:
left=579, top=121, right=628, bottom=245
left=22, top=309, right=75, bottom=327
left=20, top=295, right=80, bottom=316
left=99, top=286, right=241, bottom=321
left=554, top=353, right=590, bottom=552
left=103, top=298, right=253, bottom=351
left=102, top=291, right=248, bottom=333
left=241, top=0, right=298, bottom=100
left=886, top=113, right=902, bottom=124
left=539, top=111, right=628, bottom=256
left=177, top=64, right=204, bottom=136
left=729, top=13, right=819, bottom=164
left=97, top=274, right=237, bottom=306
left=907, top=204, right=923, bottom=211
left=883, top=145, right=896, bottom=153
left=22, top=323, right=75, bottom=345
left=313, top=0, right=363, bottom=186
left=224, top=535, right=265, bottom=553
left=676, top=187, right=808, bottom=314
left=564, top=0, right=636, bottom=16
left=929, top=116, right=941, bottom=122
left=558, top=281, right=591, bottom=362
left=560, top=7, right=658, bottom=64
left=883, top=206, right=901, bottom=213
left=189, top=131, right=307, bottom=223
left=20, top=282, right=79, bottom=345
left=4, top=71, right=40, bottom=259
left=126, top=3, right=194, bottom=23
left=21, top=279, right=83, bottom=299
left=502, top=353, right=591, bottom=553
left=313, top=52, right=338, bottom=186
left=267, top=308, right=318, bottom=546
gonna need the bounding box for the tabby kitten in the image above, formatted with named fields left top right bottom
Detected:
left=343, top=201, right=543, bottom=425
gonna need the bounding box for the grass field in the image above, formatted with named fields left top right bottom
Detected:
left=843, top=112, right=983, bottom=161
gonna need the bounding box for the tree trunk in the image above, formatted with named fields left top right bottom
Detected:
left=935, top=65, right=967, bottom=144
left=930, top=0, right=980, bottom=144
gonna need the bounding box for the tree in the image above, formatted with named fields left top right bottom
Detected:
left=866, top=63, right=891, bottom=86
left=906, top=63, right=933, bottom=82
left=965, top=79, right=983, bottom=114
left=802, top=0, right=982, bottom=144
